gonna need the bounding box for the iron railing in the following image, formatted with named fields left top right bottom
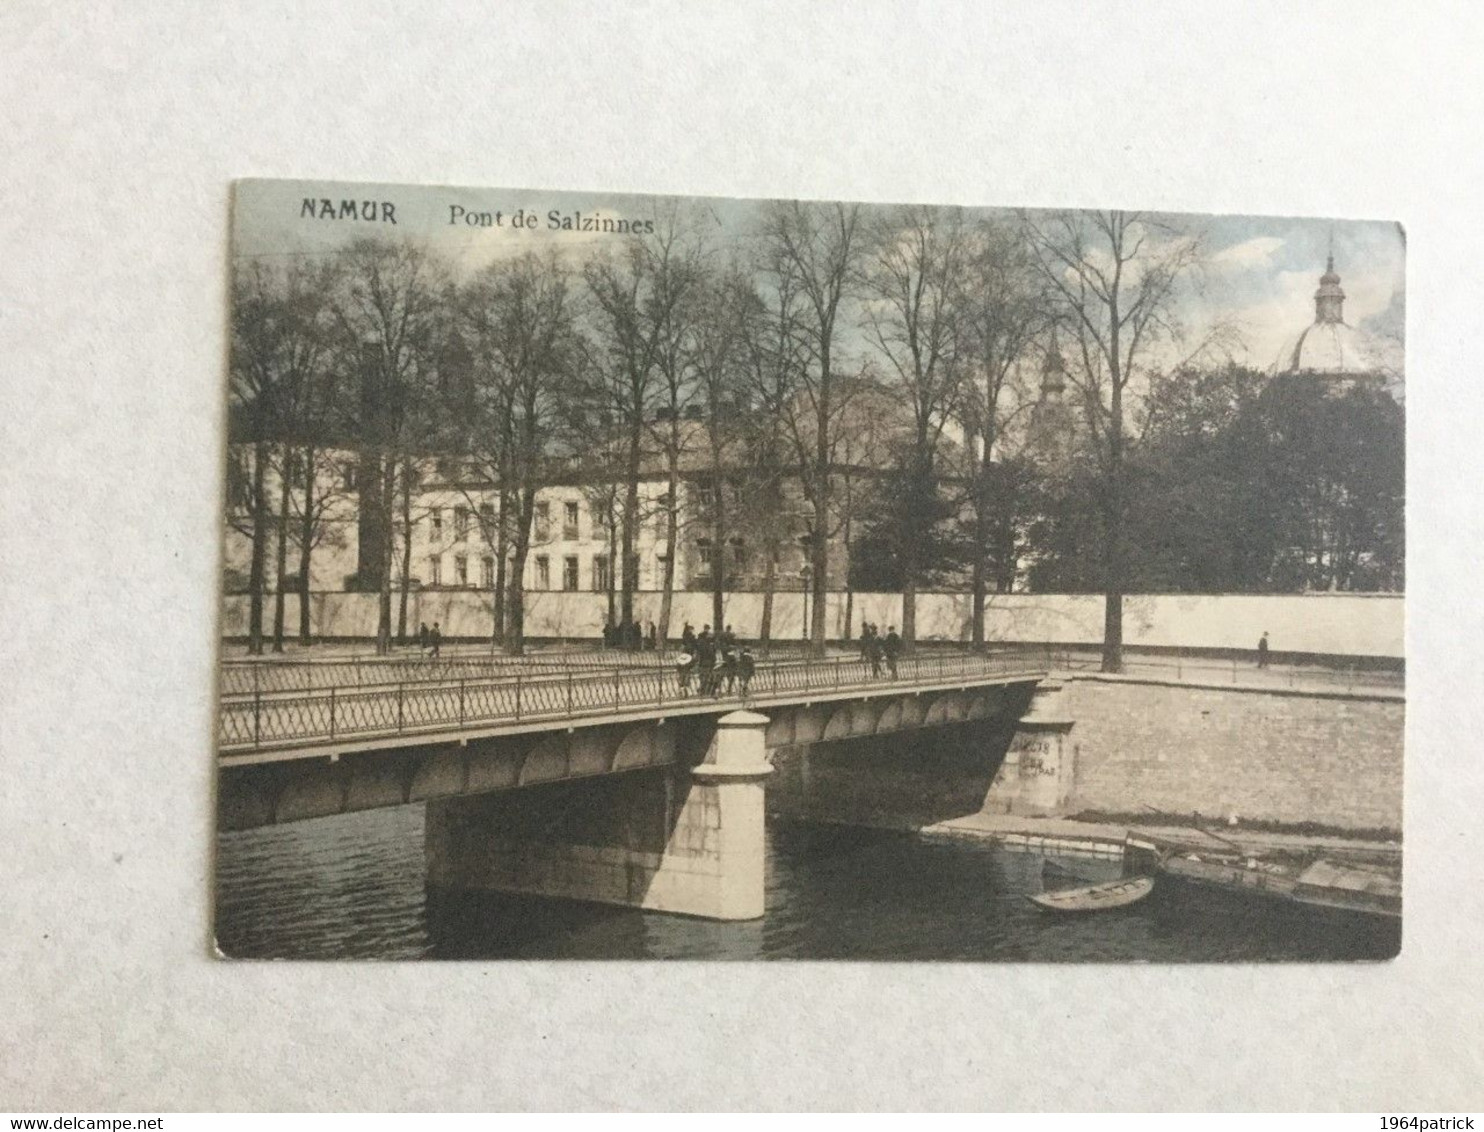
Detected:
left=218, top=649, right=1051, bottom=754
left=1043, top=650, right=1404, bottom=694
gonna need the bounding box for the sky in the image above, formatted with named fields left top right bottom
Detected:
left=234, top=178, right=1405, bottom=376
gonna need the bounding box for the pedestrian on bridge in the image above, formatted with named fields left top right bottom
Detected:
left=865, top=626, right=883, bottom=678
left=719, top=647, right=738, bottom=696
left=883, top=626, right=902, bottom=678
left=430, top=622, right=442, bottom=658
left=738, top=647, right=756, bottom=696
left=682, top=622, right=696, bottom=652
left=1258, top=631, right=1271, bottom=668
left=675, top=650, right=695, bottom=695
left=418, top=622, right=430, bottom=655
left=697, top=627, right=716, bottom=695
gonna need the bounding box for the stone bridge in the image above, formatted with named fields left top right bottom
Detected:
left=218, top=652, right=1052, bottom=921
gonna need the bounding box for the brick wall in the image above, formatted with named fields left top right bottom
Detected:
left=1061, top=677, right=1403, bottom=833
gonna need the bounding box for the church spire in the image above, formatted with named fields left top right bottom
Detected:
left=1314, top=249, right=1346, bottom=324
left=1041, top=332, right=1066, bottom=399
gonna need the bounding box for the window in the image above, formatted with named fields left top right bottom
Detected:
left=563, top=556, right=579, bottom=592
left=342, top=461, right=358, bottom=491
left=435, top=457, right=454, bottom=480
left=478, top=502, right=495, bottom=535
left=730, top=537, right=746, bottom=568
left=534, top=501, right=550, bottom=542
left=481, top=556, right=494, bottom=589
left=593, top=555, right=610, bottom=592
left=454, top=555, right=467, bottom=586
left=429, top=556, right=442, bottom=586
left=563, top=501, right=580, bottom=540
left=430, top=509, right=443, bottom=541
left=535, top=555, right=550, bottom=590
left=697, top=538, right=713, bottom=572
left=454, top=505, right=468, bottom=540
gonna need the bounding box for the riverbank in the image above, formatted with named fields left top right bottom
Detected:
left=920, top=811, right=1403, bottom=867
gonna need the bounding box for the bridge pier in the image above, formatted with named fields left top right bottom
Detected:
left=984, top=679, right=1076, bottom=817
left=425, top=710, right=774, bottom=921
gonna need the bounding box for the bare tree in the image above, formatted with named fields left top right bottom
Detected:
left=956, top=219, right=1050, bottom=645
left=759, top=201, right=865, bottom=654
left=859, top=205, right=972, bottom=649
left=734, top=270, right=804, bottom=651
left=228, top=258, right=336, bottom=654
left=1023, top=210, right=1204, bottom=671
left=463, top=250, right=575, bottom=655
left=687, top=261, right=754, bottom=636
left=330, top=238, right=444, bottom=655
left=583, top=225, right=691, bottom=639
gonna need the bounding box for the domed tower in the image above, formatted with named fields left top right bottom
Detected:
left=1271, top=253, right=1390, bottom=390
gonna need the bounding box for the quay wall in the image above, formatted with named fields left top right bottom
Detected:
left=1058, top=676, right=1404, bottom=834
left=221, top=590, right=1404, bottom=659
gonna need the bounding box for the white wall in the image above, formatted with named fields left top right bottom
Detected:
left=222, top=589, right=1404, bottom=658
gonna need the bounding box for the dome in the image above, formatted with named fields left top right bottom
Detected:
left=1273, top=319, right=1388, bottom=377
left=1270, top=255, right=1390, bottom=381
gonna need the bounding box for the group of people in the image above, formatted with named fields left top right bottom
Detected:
left=858, top=622, right=902, bottom=678
left=416, top=621, right=442, bottom=658
left=674, top=622, right=755, bottom=698
left=602, top=619, right=660, bottom=652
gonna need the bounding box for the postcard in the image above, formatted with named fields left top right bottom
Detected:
left=216, top=179, right=1404, bottom=960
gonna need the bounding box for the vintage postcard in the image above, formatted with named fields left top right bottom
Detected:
left=216, top=179, right=1404, bottom=960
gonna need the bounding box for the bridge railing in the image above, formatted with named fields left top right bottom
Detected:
left=218, top=649, right=1051, bottom=754
left=217, top=653, right=665, bottom=697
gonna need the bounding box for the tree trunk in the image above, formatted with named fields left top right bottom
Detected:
left=605, top=506, right=618, bottom=628
left=492, top=491, right=508, bottom=647
left=658, top=458, right=679, bottom=644
left=246, top=439, right=269, bottom=655
left=505, top=497, right=534, bottom=656
left=376, top=455, right=394, bottom=656
left=297, top=442, right=315, bottom=645
left=396, top=458, right=411, bottom=645
left=271, top=444, right=291, bottom=652
left=759, top=546, right=776, bottom=653
left=1102, top=369, right=1125, bottom=673
left=710, top=471, right=725, bottom=634
left=902, top=574, right=916, bottom=654
left=620, top=425, right=642, bottom=635
left=970, top=449, right=987, bottom=650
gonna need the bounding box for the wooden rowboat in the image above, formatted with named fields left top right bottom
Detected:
left=1028, top=875, right=1155, bottom=913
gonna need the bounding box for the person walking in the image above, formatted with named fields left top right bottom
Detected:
left=418, top=621, right=430, bottom=655
left=697, top=626, right=716, bottom=696
left=718, top=646, right=738, bottom=696
left=430, top=621, right=442, bottom=659
left=883, top=626, right=901, bottom=679
left=738, top=646, right=756, bottom=696
left=866, top=628, right=883, bottom=679
left=1257, top=631, right=1271, bottom=669
left=675, top=649, right=695, bottom=696
left=681, top=622, right=696, bottom=653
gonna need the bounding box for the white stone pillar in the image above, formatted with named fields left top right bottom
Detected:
left=1011, top=680, right=1076, bottom=817
left=689, top=710, right=774, bottom=920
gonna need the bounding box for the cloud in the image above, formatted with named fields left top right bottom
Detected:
left=1212, top=236, right=1285, bottom=270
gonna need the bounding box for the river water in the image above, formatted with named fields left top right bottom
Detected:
left=215, top=805, right=1399, bottom=961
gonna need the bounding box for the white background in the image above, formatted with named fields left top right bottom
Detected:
left=2, top=0, right=1482, bottom=1112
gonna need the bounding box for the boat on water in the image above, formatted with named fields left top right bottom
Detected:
left=1123, top=833, right=1400, bottom=920
left=1029, top=875, right=1155, bottom=913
